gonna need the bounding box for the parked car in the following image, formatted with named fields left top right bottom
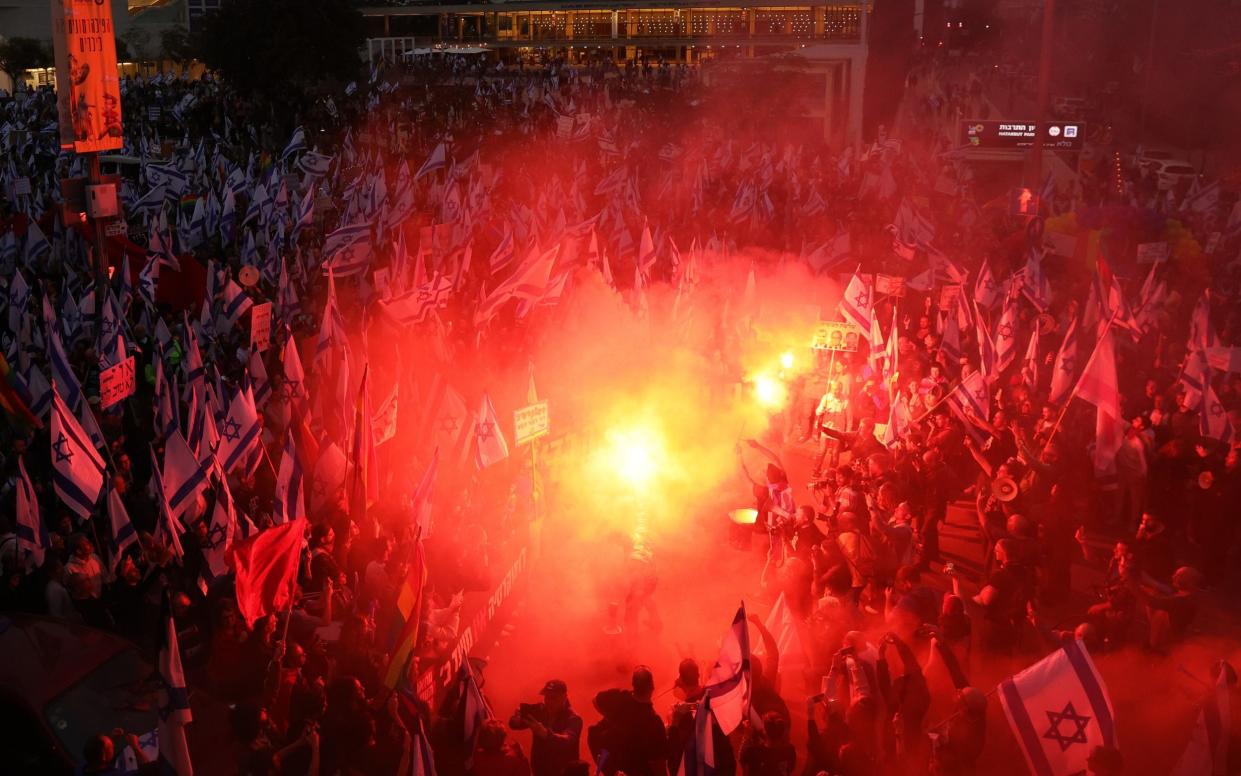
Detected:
left=1131, top=147, right=1181, bottom=172
left=1148, top=159, right=1198, bottom=191
left=0, top=615, right=234, bottom=775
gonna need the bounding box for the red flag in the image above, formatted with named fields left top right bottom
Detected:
left=226, top=518, right=305, bottom=627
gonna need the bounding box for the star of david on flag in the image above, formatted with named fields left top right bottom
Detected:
left=999, top=639, right=1116, bottom=776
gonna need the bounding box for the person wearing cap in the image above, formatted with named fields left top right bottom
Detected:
left=509, top=679, right=583, bottom=776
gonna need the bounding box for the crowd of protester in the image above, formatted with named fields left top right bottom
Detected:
left=0, top=45, right=1239, bottom=776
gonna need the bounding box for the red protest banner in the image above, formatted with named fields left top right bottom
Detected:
left=50, top=0, right=124, bottom=154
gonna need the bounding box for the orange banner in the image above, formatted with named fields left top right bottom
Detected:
left=50, top=0, right=124, bottom=154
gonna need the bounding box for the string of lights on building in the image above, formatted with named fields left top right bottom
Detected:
left=435, top=5, right=864, bottom=43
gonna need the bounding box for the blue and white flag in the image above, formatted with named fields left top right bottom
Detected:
left=1049, top=317, right=1078, bottom=404
left=293, top=187, right=314, bottom=241
left=839, top=271, right=874, bottom=339
left=107, top=483, right=139, bottom=574
left=1200, top=379, right=1232, bottom=442
left=217, top=385, right=261, bottom=474
left=0, top=230, right=19, bottom=266
left=149, top=445, right=185, bottom=559
left=487, top=230, right=516, bottom=274
left=281, top=126, right=307, bottom=161
left=163, top=430, right=212, bottom=520
left=117, top=254, right=134, bottom=315
left=219, top=187, right=236, bottom=245
left=949, top=369, right=991, bottom=422
left=323, top=221, right=370, bottom=258
left=249, top=350, right=271, bottom=407
left=22, top=362, right=52, bottom=420
left=416, top=143, right=448, bottom=180
left=298, top=152, right=333, bottom=178
left=138, top=254, right=161, bottom=309
left=323, top=239, right=372, bottom=277
left=157, top=607, right=194, bottom=776
left=243, top=183, right=268, bottom=228
left=676, top=695, right=717, bottom=776
left=273, top=431, right=306, bottom=525
left=15, top=455, right=46, bottom=570
left=993, top=291, right=1021, bottom=374
left=703, top=604, right=752, bottom=735
left=277, top=257, right=299, bottom=324
left=154, top=357, right=179, bottom=438
left=145, top=163, right=189, bottom=196
left=204, top=190, right=221, bottom=240
left=8, top=269, right=30, bottom=332
left=218, top=278, right=254, bottom=330
left=22, top=219, right=51, bottom=266
left=132, top=184, right=166, bottom=217
left=282, top=333, right=307, bottom=405
left=51, top=384, right=106, bottom=519
left=78, top=397, right=107, bottom=450
left=386, top=163, right=416, bottom=231
left=188, top=197, right=206, bottom=249
left=198, top=472, right=236, bottom=592
left=999, top=640, right=1115, bottom=776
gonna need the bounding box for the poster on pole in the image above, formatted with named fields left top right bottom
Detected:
left=939, top=284, right=964, bottom=311
left=513, top=401, right=550, bottom=446
left=99, top=356, right=136, bottom=409
left=50, top=0, right=124, bottom=154
left=250, top=302, right=272, bottom=352
left=875, top=274, right=907, bottom=297
left=812, top=321, right=862, bottom=352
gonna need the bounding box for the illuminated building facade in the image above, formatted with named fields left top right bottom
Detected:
left=360, top=0, right=869, bottom=144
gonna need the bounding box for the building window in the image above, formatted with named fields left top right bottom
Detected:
left=572, top=11, right=612, bottom=39
left=824, top=5, right=861, bottom=39
left=689, top=8, right=745, bottom=37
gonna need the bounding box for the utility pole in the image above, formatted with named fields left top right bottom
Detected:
left=1136, top=0, right=1160, bottom=149
left=88, top=153, right=110, bottom=337
left=1029, top=0, right=1056, bottom=190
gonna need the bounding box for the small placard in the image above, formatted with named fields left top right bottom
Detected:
left=513, top=401, right=550, bottom=446
left=1136, top=241, right=1169, bottom=264
left=939, top=284, right=963, bottom=311
left=100, top=356, right=136, bottom=409
left=250, top=302, right=272, bottom=351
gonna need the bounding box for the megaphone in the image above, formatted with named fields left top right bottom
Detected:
left=992, top=476, right=1019, bottom=503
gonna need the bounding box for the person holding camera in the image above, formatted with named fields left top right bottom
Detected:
left=509, top=679, right=583, bottom=776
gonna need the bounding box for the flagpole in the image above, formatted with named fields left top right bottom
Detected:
left=1044, top=313, right=1119, bottom=446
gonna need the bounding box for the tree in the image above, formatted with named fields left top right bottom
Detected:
left=0, top=37, right=52, bottom=85
left=160, top=27, right=200, bottom=63
left=197, top=0, right=365, bottom=97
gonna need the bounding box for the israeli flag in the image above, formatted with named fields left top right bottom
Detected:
left=298, top=152, right=333, bottom=178
left=281, top=126, right=306, bottom=161
left=323, top=221, right=370, bottom=257
left=145, top=163, right=188, bottom=196
left=273, top=431, right=305, bottom=525
left=50, top=385, right=106, bottom=519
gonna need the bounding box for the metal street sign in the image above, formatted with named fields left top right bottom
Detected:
left=513, top=401, right=549, bottom=446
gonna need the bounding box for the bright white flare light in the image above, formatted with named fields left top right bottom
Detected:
left=608, top=428, right=661, bottom=489
left=753, top=374, right=787, bottom=409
